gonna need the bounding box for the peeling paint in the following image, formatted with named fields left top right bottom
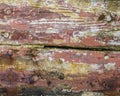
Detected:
left=104, top=63, right=116, bottom=71
left=0, top=0, right=119, bottom=95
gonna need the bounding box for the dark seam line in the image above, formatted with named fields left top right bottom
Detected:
left=0, top=44, right=119, bottom=51
left=44, top=45, right=120, bottom=51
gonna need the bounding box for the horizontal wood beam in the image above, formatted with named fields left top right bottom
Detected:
left=0, top=0, right=119, bottom=96
left=0, top=46, right=119, bottom=95
left=0, top=1, right=119, bottom=48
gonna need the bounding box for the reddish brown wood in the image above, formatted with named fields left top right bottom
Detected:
left=0, top=0, right=120, bottom=96
left=0, top=46, right=119, bottom=95
left=0, top=1, right=120, bottom=48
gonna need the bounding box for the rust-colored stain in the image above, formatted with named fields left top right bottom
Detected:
left=0, top=0, right=120, bottom=96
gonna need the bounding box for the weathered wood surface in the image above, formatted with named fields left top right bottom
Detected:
left=0, top=0, right=120, bottom=96
left=0, top=46, right=119, bottom=95
left=0, top=0, right=120, bottom=48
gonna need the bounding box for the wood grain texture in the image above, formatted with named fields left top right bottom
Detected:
left=0, top=46, right=119, bottom=95
left=0, top=0, right=120, bottom=96
left=0, top=0, right=120, bottom=48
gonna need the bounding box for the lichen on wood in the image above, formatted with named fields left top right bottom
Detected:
left=0, top=0, right=119, bottom=96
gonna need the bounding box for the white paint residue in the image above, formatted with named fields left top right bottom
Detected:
left=104, top=63, right=116, bottom=70
left=83, top=53, right=87, bottom=56
left=104, top=56, right=109, bottom=60
left=46, top=28, right=59, bottom=33
left=48, top=57, right=53, bottom=61
left=108, top=40, right=120, bottom=45
left=59, top=58, right=65, bottom=62
left=72, top=31, right=85, bottom=38
left=90, top=64, right=102, bottom=71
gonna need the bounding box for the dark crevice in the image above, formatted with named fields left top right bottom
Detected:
left=44, top=45, right=120, bottom=51
left=0, top=44, right=120, bottom=51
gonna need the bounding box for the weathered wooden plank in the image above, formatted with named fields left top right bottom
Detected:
left=0, top=0, right=120, bottom=48
left=0, top=0, right=120, bottom=96
left=0, top=46, right=119, bottom=95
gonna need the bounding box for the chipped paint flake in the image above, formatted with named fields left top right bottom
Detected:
left=104, top=63, right=116, bottom=71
